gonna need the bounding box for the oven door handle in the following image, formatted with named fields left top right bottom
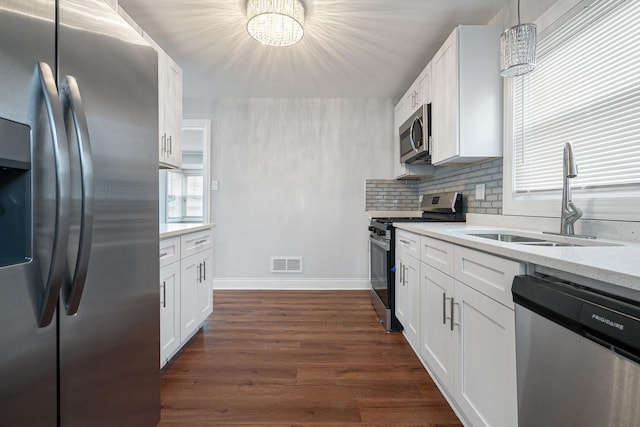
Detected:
left=369, top=237, right=390, bottom=252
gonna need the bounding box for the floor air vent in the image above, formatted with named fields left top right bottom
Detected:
left=271, top=256, right=303, bottom=273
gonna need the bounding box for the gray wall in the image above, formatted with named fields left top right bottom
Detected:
left=184, top=98, right=394, bottom=289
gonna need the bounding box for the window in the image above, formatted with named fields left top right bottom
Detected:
left=184, top=172, right=204, bottom=219
left=160, top=119, right=211, bottom=225
left=166, top=170, right=183, bottom=221
left=165, top=170, right=204, bottom=222
left=504, top=0, right=640, bottom=221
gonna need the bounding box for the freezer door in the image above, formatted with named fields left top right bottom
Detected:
left=0, top=1, right=59, bottom=426
left=57, top=1, right=160, bottom=426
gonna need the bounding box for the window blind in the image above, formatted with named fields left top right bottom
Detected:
left=513, top=0, right=640, bottom=194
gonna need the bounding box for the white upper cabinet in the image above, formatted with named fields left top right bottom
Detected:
left=431, top=25, right=503, bottom=165
left=143, top=33, right=183, bottom=169
left=398, top=62, right=432, bottom=131
left=158, top=52, right=183, bottom=169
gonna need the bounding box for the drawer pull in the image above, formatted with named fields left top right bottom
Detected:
left=159, top=252, right=168, bottom=258
left=194, top=239, right=207, bottom=245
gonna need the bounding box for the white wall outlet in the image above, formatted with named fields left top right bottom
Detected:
left=211, top=180, right=219, bottom=191
left=475, top=183, right=485, bottom=201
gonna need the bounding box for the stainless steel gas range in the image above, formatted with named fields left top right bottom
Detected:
left=368, top=192, right=465, bottom=331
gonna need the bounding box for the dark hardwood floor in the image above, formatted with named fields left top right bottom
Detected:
left=159, top=290, right=462, bottom=427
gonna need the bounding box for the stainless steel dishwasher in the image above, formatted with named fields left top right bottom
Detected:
left=512, top=275, right=640, bottom=427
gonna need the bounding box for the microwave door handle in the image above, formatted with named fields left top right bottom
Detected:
left=409, top=117, right=420, bottom=152
left=61, top=75, right=95, bottom=316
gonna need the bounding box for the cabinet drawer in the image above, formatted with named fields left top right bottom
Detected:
left=159, top=237, right=180, bottom=268
left=454, top=246, right=524, bottom=309
left=181, top=229, right=213, bottom=258
left=396, top=229, right=420, bottom=259
left=421, top=236, right=454, bottom=276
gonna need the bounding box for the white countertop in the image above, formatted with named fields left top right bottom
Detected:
left=394, top=221, right=640, bottom=296
left=160, top=222, right=215, bottom=239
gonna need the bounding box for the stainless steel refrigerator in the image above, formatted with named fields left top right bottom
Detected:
left=0, top=0, right=160, bottom=425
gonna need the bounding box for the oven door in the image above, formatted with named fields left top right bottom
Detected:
left=369, top=236, right=392, bottom=308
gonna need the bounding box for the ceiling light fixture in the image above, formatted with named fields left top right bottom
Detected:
left=500, top=0, right=537, bottom=77
left=246, top=0, right=305, bottom=47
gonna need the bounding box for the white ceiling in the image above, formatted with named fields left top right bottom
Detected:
left=118, top=0, right=507, bottom=99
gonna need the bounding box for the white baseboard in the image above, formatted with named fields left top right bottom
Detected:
left=212, top=278, right=370, bottom=290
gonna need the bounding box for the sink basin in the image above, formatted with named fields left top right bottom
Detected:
left=521, top=241, right=575, bottom=247
left=470, top=233, right=547, bottom=244
left=464, top=231, right=621, bottom=247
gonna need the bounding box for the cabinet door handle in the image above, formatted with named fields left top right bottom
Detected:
left=203, top=262, right=206, bottom=280
left=450, top=297, right=455, bottom=331
left=398, top=262, right=403, bottom=284
left=168, top=135, right=172, bottom=155
left=403, top=265, right=408, bottom=286
left=450, top=298, right=461, bottom=331
left=442, top=293, right=447, bottom=325
left=197, top=263, right=202, bottom=283
left=161, top=281, right=166, bottom=308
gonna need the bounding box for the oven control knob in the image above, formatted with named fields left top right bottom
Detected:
left=368, top=226, right=375, bottom=232
left=377, top=230, right=386, bottom=237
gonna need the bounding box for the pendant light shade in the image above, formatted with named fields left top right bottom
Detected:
left=246, top=0, right=305, bottom=47
left=500, top=0, right=537, bottom=77
left=500, top=23, right=537, bottom=77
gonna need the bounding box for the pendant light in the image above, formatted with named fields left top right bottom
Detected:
left=246, top=0, right=305, bottom=47
left=500, top=0, right=537, bottom=77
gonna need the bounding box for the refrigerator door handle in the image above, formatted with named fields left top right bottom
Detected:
left=61, top=75, right=95, bottom=315
left=35, top=62, right=72, bottom=327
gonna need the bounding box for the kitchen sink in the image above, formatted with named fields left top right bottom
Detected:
left=470, top=233, right=548, bottom=244
left=464, top=231, right=621, bottom=247
left=519, top=241, right=575, bottom=247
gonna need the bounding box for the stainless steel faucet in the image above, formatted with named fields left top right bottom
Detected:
left=560, top=142, right=582, bottom=235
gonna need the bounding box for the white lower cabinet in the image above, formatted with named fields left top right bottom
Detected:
left=197, top=251, right=213, bottom=321
left=160, top=261, right=180, bottom=367
left=454, top=280, right=517, bottom=427
left=159, top=228, right=214, bottom=367
left=180, top=249, right=213, bottom=343
left=401, top=230, right=521, bottom=426
left=420, top=263, right=454, bottom=392
left=180, top=253, right=200, bottom=343
left=396, top=231, right=422, bottom=349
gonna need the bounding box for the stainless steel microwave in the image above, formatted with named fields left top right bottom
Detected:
left=399, top=103, right=431, bottom=164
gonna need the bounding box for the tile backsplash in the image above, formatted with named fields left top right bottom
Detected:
left=365, top=179, right=419, bottom=210
left=366, top=158, right=503, bottom=214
